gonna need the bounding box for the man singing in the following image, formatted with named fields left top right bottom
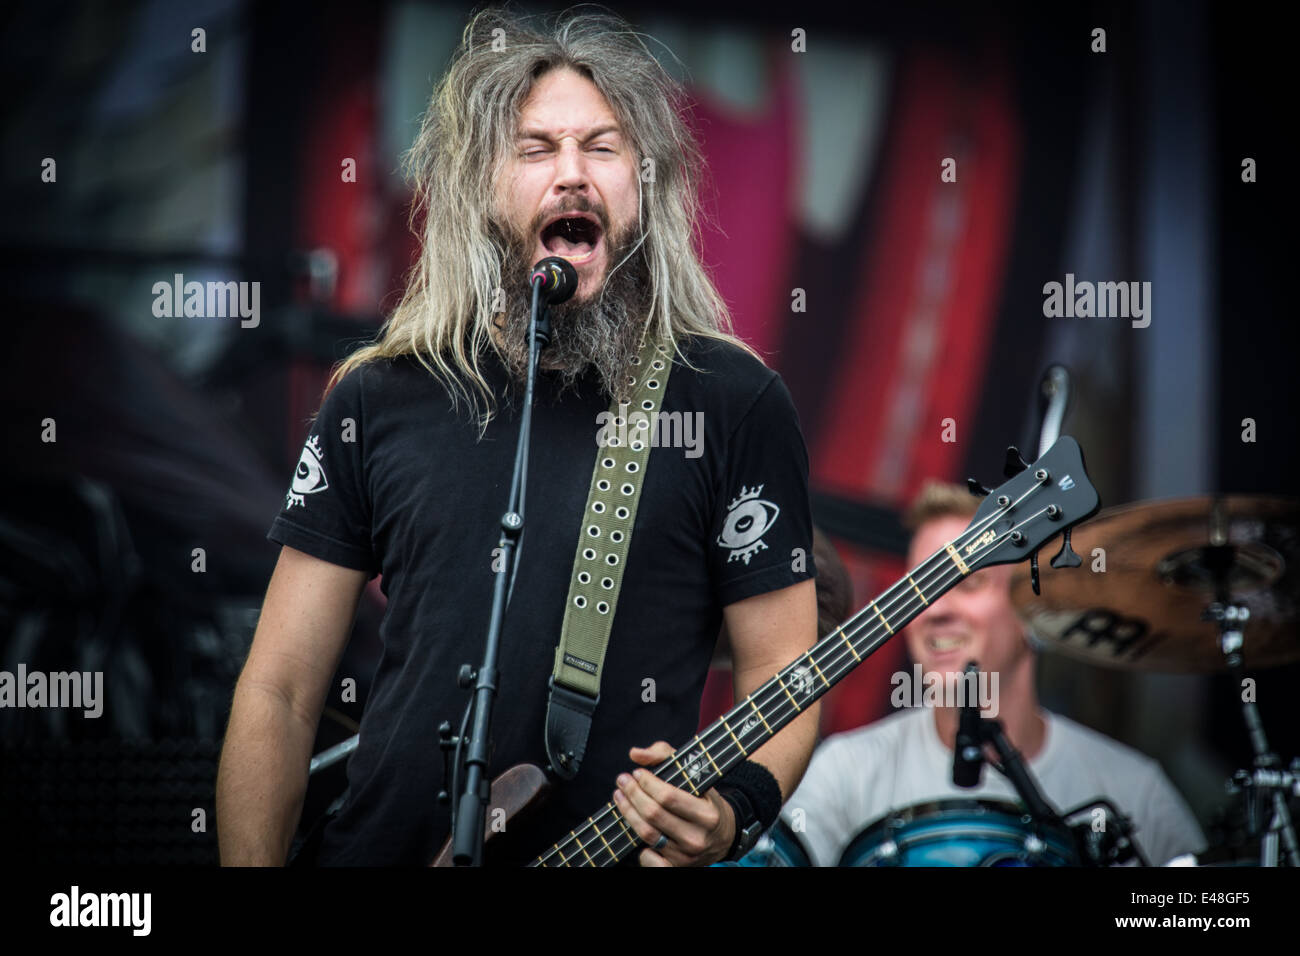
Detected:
left=217, top=8, right=820, bottom=866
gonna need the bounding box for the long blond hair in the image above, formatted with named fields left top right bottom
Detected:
left=329, top=5, right=759, bottom=422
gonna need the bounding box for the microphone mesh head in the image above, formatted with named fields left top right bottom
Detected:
left=532, top=256, right=579, bottom=304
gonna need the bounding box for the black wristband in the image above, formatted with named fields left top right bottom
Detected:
left=714, top=786, right=754, bottom=861
left=718, top=759, right=783, bottom=832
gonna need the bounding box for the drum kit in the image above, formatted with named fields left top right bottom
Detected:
left=733, top=494, right=1300, bottom=868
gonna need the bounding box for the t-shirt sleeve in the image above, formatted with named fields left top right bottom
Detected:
left=709, top=373, right=817, bottom=606
left=267, top=368, right=378, bottom=576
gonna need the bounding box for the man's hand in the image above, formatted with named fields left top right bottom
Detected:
left=612, top=741, right=736, bottom=867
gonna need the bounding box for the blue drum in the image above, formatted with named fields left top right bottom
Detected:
left=838, top=799, right=1080, bottom=867
left=713, top=818, right=814, bottom=867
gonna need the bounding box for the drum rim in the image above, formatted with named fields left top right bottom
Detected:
left=837, top=798, right=1078, bottom=867
left=766, top=816, right=815, bottom=866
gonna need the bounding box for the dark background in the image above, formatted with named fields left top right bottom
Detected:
left=1, top=0, right=1294, bottom=864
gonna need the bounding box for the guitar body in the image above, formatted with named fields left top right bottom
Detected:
left=430, top=763, right=551, bottom=866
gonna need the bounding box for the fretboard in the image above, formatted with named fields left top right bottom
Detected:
left=530, top=527, right=997, bottom=867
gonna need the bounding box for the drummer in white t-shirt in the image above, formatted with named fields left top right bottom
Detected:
left=782, top=481, right=1206, bottom=867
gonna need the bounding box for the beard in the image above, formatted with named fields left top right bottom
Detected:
left=492, top=211, right=651, bottom=405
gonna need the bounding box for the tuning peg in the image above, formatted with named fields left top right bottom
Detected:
left=1003, top=446, right=1030, bottom=478
left=1030, top=550, right=1041, bottom=595
left=966, top=477, right=992, bottom=498
left=1050, top=528, right=1082, bottom=569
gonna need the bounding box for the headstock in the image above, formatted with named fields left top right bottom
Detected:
left=960, top=437, right=1100, bottom=594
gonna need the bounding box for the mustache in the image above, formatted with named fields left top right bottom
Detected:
left=526, top=194, right=611, bottom=240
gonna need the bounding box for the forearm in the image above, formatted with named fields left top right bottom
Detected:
left=216, top=679, right=317, bottom=865
left=723, top=579, right=820, bottom=803
left=738, top=677, right=820, bottom=802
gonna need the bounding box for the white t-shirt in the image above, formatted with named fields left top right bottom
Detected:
left=782, top=707, right=1206, bottom=867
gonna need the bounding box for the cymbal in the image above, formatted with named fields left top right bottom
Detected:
left=1010, top=496, right=1300, bottom=673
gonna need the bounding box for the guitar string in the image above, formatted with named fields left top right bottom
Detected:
left=533, top=550, right=978, bottom=867
left=536, top=496, right=1051, bottom=867
left=537, top=491, right=1054, bottom=866
left=534, top=547, right=995, bottom=867
left=538, top=496, right=1053, bottom=867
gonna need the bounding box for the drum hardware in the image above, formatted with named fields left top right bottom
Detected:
left=1059, top=799, right=1146, bottom=867
left=838, top=799, right=1081, bottom=867
left=1207, top=597, right=1300, bottom=867
left=711, top=818, right=813, bottom=867
left=1013, top=495, right=1300, bottom=866
left=947, top=663, right=1147, bottom=866
left=755, top=820, right=815, bottom=867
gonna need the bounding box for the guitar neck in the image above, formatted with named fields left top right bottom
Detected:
left=530, top=534, right=982, bottom=867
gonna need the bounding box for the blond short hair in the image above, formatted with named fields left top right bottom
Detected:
left=902, top=480, right=978, bottom=532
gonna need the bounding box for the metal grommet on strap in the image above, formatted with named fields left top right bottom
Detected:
left=545, top=336, right=672, bottom=779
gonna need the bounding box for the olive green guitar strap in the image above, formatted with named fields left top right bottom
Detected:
left=544, top=336, right=673, bottom=779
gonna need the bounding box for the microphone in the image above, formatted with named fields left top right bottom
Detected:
left=530, top=256, right=579, bottom=305
left=952, top=661, right=984, bottom=788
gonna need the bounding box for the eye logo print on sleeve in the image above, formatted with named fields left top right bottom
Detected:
left=717, top=484, right=780, bottom=565
left=286, top=435, right=329, bottom=509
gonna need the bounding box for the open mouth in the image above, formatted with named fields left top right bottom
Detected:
left=539, top=212, right=603, bottom=263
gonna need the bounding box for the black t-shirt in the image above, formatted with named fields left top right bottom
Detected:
left=267, top=334, right=816, bottom=865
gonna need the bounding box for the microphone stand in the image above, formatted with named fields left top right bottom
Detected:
left=951, top=672, right=1147, bottom=866
left=443, top=278, right=551, bottom=866
left=979, top=716, right=1063, bottom=825
left=949, top=664, right=1074, bottom=850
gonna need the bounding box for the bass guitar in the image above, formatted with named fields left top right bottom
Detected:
left=432, top=437, right=1100, bottom=866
